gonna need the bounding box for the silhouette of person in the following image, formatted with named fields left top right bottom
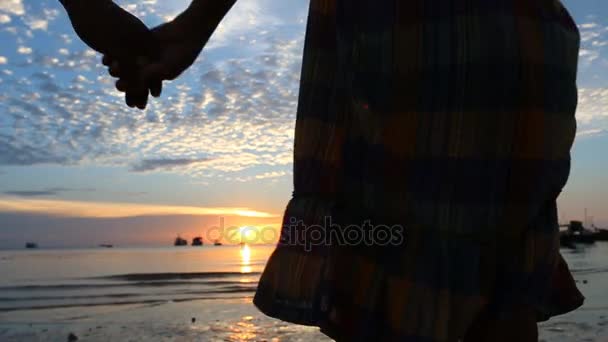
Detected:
left=76, top=0, right=584, bottom=341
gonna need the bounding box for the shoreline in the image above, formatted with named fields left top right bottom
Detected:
left=1, top=298, right=606, bottom=342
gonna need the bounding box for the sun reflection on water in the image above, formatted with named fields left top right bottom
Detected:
left=240, top=244, right=252, bottom=274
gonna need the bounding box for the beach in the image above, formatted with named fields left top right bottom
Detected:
left=0, top=244, right=607, bottom=341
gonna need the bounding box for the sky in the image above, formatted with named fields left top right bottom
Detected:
left=0, top=0, right=607, bottom=248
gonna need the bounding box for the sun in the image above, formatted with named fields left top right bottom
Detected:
left=238, top=226, right=258, bottom=243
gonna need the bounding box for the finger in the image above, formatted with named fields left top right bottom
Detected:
left=125, top=90, right=137, bottom=108
left=102, top=55, right=113, bottom=67
left=142, top=63, right=170, bottom=83
left=109, top=61, right=121, bottom=78
left=138, top=92, right=149, bottom=110
left=136, top=56, right=163, bottom=98
left=115, top=79, right=128, bottom=93
left=126, top=81, right=149, bottom=110
left=135, top=87, right=149, bottom=110
left=125, top=83, right=142, bottom=108
left=125, top=90, right=147, bottom=109
left=149, top=79, right=163, bottom=98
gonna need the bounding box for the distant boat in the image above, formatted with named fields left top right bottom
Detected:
left=25, top=242, right=38, bottom=249
left=214, top=240, right=223, bottom=246
left=560, top=220, right=596, bottom=247
left=98, top=244, right=114, bottom=248
left=594, top=228, right=608, bottom=241
left=174, top=236, right=188, bottom=246
left=192, top=237, right=204, bottom=246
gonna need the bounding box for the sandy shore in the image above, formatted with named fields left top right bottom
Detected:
left=0, top=298, right=329, bottom=342
left=0, top=297, right=606, bottom=341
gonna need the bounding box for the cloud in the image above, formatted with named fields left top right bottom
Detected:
left=25, top=18, right=48, bottom=31
left=3, top=187, right=96, bottom=197
left=0, top=139, right=71, bottom=165
left=0, top=0, right=306, bottom=182
left=17, top=46, right=32, bottom=54
left=4, top=190, right=59, bottom=197
left=580, top=49, right=600, bottom=63
left=575, top=19, right=608, bottom=86
left=130, top=158, right=213, bottom=172
left=576, top=128, right=608, bottom=137
left=255, top=171, right=289, bottom=179
left=0, top=0, right=24, bottom=16
left=577, top=88, right=608, bottom=121
left=0, top=196, right=279, bottom=218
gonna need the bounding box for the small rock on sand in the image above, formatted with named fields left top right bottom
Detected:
left=68, top=332, right=78, bottom=341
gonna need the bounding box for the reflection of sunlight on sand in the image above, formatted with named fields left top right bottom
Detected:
left=231, top=315, right=258, bottom=341
left=204, top=314, right=326, bottom=342
left=240, top=244, right=252, bottom=274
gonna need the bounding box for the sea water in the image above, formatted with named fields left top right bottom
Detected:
left=0, top=243, right=606, bottom=341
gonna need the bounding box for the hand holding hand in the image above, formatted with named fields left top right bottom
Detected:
left=59, top=0, right=160, bottom=109
left=104, top=17, right=211, bottom=109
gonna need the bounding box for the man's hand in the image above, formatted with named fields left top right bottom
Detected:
left=104, top=17, right=211, bottom=109
left=60, top=0, right=160, bottom=109
left=59, top=0, right=157, bottom=58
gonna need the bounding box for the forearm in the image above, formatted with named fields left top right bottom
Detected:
left=175, top=0, right=237, bottom=42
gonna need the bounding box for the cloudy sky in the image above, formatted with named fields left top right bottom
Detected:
left=0, top=0, right=607, bottom=247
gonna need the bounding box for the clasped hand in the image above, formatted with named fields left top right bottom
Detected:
left=103, top=20, right=206, bottom=110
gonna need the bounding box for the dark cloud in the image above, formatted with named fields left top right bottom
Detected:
left=130, top=158, right=212, bottom=173
left=3, top=187, right=96, bottom=197
left=4, top=190, right=59, bottom=197
left=0, top=139, right=71, bottom=166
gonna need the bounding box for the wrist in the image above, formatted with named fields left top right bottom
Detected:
left=176, top=0, right=236, bottom=42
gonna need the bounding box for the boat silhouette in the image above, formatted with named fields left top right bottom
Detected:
left=174, top=236, right=188, bottom=246
left=560, top=220, right=596, bottom=247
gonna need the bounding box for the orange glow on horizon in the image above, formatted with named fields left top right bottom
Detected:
left=0, top=197, right=279, bottom=219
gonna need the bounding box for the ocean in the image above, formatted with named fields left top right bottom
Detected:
left=0, top=244, right=607, bottom=341
left=0, top=245, right=272, bottom=312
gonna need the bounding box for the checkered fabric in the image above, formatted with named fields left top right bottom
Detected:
left=254, top=1, right=584, bottom=341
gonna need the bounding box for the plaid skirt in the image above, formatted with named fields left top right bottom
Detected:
left=254, top=0, right=584, bottom=341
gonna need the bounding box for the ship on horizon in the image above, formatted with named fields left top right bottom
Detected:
left=560, top=220, right=608, bottom=247
left=174, top=236, right=188, bottom=246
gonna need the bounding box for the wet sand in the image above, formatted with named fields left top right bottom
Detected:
left=0, top=297, right=607, bottom=341
left=0, top=298, right=328, bottom=342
